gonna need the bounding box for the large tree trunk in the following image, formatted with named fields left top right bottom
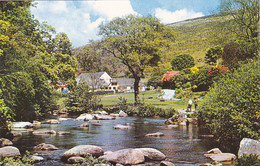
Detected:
left=134, top=76, right=141, bottom=105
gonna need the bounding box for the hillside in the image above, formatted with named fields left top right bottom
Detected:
left=73, top=14, right=234, bottom=76
left=165, top=14, right=234, bottom=67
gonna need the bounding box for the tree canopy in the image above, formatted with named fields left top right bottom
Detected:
left=98, top=15, right=175, bottom=104
left=0, top=1, right=77, bottom=128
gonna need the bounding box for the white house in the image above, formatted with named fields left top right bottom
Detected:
left=76, top=72, right=111, bottom=90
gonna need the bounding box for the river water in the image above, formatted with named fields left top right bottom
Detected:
left=11, top=116, right=217, bottom=166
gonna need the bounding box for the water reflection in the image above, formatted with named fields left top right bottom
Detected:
left=11, top=116, right=216, bottom=165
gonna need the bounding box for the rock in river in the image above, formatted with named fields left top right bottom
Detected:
left=0, top=138, right=13, bottom=147
left=34, top=143, right=58, bottom=151
left=0, top=146, right=21, bottom=157
left=61, top=145, right=104, bottom=162
left=137, top=148, right=166, bottom=161
left=32, top=129, right=56, bottom=135
left=114, top=124, right=132, bottom=130
left=238, top=138, right=260, bottom=158
left=99, top=148, right=145, bottom=165
left=145, top=132, right=164, bottom=137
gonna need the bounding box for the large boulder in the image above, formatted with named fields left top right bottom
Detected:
left=0, top=146, right=21, bottom=157
left=238, top=138, right=260, bottom=158
left=137, top=148, right=166, bottom=161
left=0, top=138, right=13, bottom=147
left=12, top=122, right=33, bottom=129
left=61, top=145, right=104, bottom=162
left=99, top=148, right=145, bottom=165
left=32, top=129, right=56, bottom=135
left=76, top=113, right=94, bottom=121
left=34, top=143, right=58, bottom=151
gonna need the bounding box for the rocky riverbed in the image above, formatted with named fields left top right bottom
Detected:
left=1, top=111, right=259, bottom=165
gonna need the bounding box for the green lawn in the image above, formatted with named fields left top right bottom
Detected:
left=100, top=90, right=191, bottom=110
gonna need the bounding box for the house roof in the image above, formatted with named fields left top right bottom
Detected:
left=162, top=71, right=180, bottom=82
left=112, top=78, right=146, bottom=87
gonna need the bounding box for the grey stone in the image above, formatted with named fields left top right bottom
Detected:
left=34, top=143, right=58, bottom=151
left=0, top=138, right=13, bottom=147
left=238, top=138, right=260, bottom=158
left=32, top=129, right=56, bottom=135
left=67, top=156, right=85, bottom=164
left=12, top=122, right=33, bottom=128
left=46, top=119, right=60, bottom=124
left=208, top=153, right=236, bottom=162
left=114, top=124, right=132, bottom=130
left=137, top=148, right=166, bottom=161
left=99, top=148, right=145, bottom=165
left=62, top=145, right=104, bottom=162
left=160, top=161, right=175, bottom=166
left=119, top=110, right=128, bottom=117
left=79, top=122, right=90, bottom=128
left=0, top=146, right=21, bottom=157
left=31, top=155, right=44, bottom=162
left=145, top=132, right=164, bottom=137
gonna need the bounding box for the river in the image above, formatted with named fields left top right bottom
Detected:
left=11, top=116, right=217, bottom=165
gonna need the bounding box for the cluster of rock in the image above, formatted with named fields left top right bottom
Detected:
left=165, top=114, right=197, bottom=126
left=61, top=145, right=175, bottom=165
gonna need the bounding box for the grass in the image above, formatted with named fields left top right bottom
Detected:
left=100, top=90, right=191, bottom=110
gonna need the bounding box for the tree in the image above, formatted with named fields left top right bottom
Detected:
left=171, top=54, right=195, bottom=71
left=204, top=46, right=222, bottom=65
left=98, top=15, right=174, bottom=104
left=0, top=1, right=77, bottom=129
left=220, top=0, right=259, bottom=40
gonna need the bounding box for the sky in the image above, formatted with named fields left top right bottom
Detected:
left=31, top=0, right=221, bottom=48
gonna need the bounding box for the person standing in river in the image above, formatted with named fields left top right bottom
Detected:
left=187, top=99, right=193, bottom=112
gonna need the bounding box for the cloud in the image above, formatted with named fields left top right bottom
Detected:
left=155, top=8, right=204, bottom=24
left=31, top=0, right=137, bottom=47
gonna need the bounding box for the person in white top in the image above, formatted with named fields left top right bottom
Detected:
left=187, top=99, right=193, bottom=112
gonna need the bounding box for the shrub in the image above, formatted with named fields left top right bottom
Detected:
left=235, top=154, right=260, bottom=166
left=204, top=46, right=222, bottom=65
left=126, top=104, right=176, bottom=118
left=198, top=60, right=260, bottom=150
left=66, top=82, right=101, bottom=114
left=171, top=54, right=195, bottom=71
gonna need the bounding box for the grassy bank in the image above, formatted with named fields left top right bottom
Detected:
left=99, top=90, right=203, bottom=110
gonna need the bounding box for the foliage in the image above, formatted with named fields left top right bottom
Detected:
left=98, top=14, right=175, bottom=105
left=235, top=154, right=260, bottom=166
left=190, top=66, right=199, bottom=74
left=222, top=40, right=259, bottom=69
left=74, top=154, right=112, bottom=166
left=204, top=46, right=222, bottom=65
left=66, top=82, right=101, bottom=114
left=0, top=1, right=77, bottom=128
left=117, top=96, right=128, bottom=112
left=190, top=66, right=213, bottom=91
left=220, top=0, right=259, bottom=40
left=171, top=54, right=195, bottom=71
left=0, top=151, right=33, bottom=166
left=207, top=65, right=229, bottom=78
left=198, top=60, right=260, bottom=150
left=125, top=104, right=176, bottom=118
